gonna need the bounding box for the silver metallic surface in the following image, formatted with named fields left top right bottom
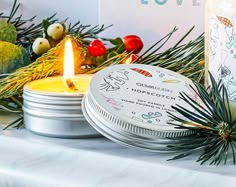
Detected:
left=82, top=95, right=180, bottom=152
left=82, top=64, right=194, bottom=152
left=23, top=86, right=100, bottom=138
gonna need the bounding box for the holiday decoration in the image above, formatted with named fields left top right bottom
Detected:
left=23, top=38, right=96, bottom=137
left=32, top=37, right=51, bottom=55
left=3, top=0, right=226, bottom=166
left=88, top=39, right=106, bottom=56
left=123, top=35, right=144, bottom=54
left=167, top=73, right=236, bottom=165
left=86, top=27, right=204, bottom=82
left=0, top=1, right=204, bottom=125
left=0, top=35, right=86, bottom=99
left=0, top=20, right=17, bottom=43
left=0, top=41, right=30, bottom=74
left=47, top=23, right=65, bottom=40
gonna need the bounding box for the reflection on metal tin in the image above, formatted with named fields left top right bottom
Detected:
left=82, top=64, right=195, bottom=152
left=23, top=75, right=100, bottom=138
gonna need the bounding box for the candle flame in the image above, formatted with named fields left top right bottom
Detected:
left=63, top=39, right=76, bottom=90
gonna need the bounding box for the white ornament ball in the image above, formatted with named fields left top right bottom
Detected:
left=47, top=23, right=64, bottom=40
left=32, top=38, right=51, bottom=55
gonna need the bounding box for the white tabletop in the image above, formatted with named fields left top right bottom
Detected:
left=0, top=112, right=236, bottom=187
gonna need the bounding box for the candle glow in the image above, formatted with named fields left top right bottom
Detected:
left=24, top=38, right=93, bottom=95
left=63, top=39, right=76, bottom=90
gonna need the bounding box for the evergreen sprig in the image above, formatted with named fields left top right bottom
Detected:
left=0, top=0, right=110, bottom=56
left=0, top=35, right=86, bottom=99
left=86, top=27, right=204, bottom=82
left=0, top=0, right=57, bottom=46
left=0, top=96, right=23, bottom=130
left=67, top=21, right=111, bottom=40
left=167, top=73, right=236, bottom=165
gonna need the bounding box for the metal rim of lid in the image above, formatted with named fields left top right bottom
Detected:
left=86, top=93, right=192, bottom=139
left=86, top=64, right=194, bottom=134
left=82, top=95, right=177, bottom=152
left=23, top=91, right=84, bottom=104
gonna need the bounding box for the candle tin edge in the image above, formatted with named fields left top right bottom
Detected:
left=82, top=64, right=195, bottom=151
left=23, top=83, right=100, bottom=138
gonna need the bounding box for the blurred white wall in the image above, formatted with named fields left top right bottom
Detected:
left=1, top=0, right=205, bottom=51
left=99, top=0, right=205, bottom=50
left=0, top=0, right=99, bottom=25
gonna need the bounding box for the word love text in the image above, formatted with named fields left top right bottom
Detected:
left=141, top=0, right=200, bottom=6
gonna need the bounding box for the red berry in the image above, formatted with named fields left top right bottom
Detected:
left=88, top=39, right=106, bottom=56
left=123, top=35, right=141, bottom=41
left=123, top=35, right=144, bottom=54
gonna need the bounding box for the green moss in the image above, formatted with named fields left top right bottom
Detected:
left=0, top=20, right=17, bottom=43
left=0, top=41, right=31, bottom=74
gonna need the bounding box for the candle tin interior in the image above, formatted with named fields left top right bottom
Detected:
left=23, top=78, right=100, bottom=138
left=82, top=64, right=195, bottom=152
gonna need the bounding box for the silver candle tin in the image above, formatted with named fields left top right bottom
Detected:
left=82, top=64, right=195, bottom=152
left=23, top=77, right=100, bottom=138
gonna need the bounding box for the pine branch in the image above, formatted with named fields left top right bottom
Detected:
left=68, top=22, right=112, bottom=40
left=167, top=73, right=236, bottom=165
left=1, top=0, right=109, bottom=57
left=0, top=95, right=23, bottom=130
left=85, top=27, right=204, bottom=82
left=0, top=35, right=86, bottom=99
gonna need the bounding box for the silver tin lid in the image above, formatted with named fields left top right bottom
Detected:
left=82, top=64, right=195, bottom=151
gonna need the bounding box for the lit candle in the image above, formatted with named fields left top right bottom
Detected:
left=26, top=74, right=92, bottom=95
left=64, top=39, right=77, bottom=90
left=23, top=38, right=97, bottom=138
left=25, top=38, right=92, bottom=95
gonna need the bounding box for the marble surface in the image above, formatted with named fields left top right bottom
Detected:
left=0, top=113, right=236, bottom=187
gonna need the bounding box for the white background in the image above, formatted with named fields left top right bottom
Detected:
left=99, top=0, right=205, bottom=50
left=0, top=0, right=99, bottom=25
left=1, top=0, right=205, bottom=51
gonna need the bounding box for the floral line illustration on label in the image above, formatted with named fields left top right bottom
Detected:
left=100, top=69, right=129, bottom=92
left=209, top=15, right=236, bottom=100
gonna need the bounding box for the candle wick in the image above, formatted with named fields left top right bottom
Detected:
left=66, top=78, right=78, bottom=91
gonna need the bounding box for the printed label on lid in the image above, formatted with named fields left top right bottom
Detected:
left=97, top=66, right=195, bottom=126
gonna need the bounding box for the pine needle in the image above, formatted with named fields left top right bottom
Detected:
left=167, top=73, right=236, bottom=165
left=86, top=27, right=204, bottom=82
left=0, top=36, right=86, bottom=99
